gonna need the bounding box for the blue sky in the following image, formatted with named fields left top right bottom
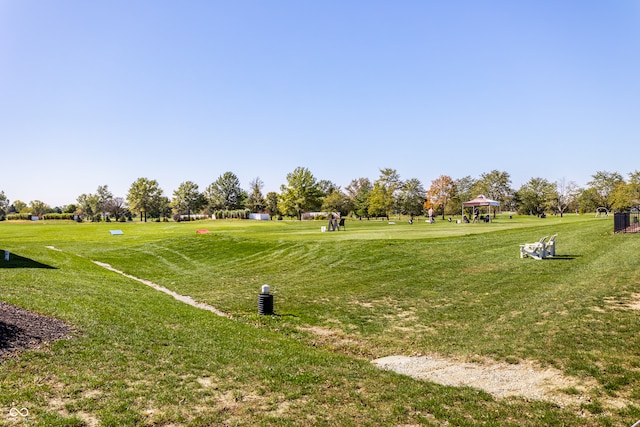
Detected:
left=1, top=1, right=639, bottom=206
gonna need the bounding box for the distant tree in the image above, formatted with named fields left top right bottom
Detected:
left=515, top=178, right=556, bottom=215
left=587, top=171, right=624, bottom=210
left=399, top=178, right=425, bottom=220
left=96, top=185, right=114, bottom=219
left=576, top=187, right=600, bottom=213
left=346, top=178, right=372, bottom=219
left=0, top=191, right=9, bottom=219
left=76, top=193, right=100, bottom=220
left=318, top=180, right=340, bottom=196
left=554, top=178, right=579, bottom=217
left=149, top=195, right=171, bottom=221
left=11, top=200, right=27, bottom=214
left=205, top=172, right=246, bottom=211
left=245, top=177, right=265, bottom=212
left=278, top=167, right=323, bottom=220
left=628, top=170, right=640, bottom=185
left=610, top=175, right=640, bottom=211
left=264, top=191, right=280, bottom=219
left=103, top=197, right=127, bottom=221
left=321, top=189, right=350, bottom=217
left=426, top=175, right=456, bottom=219
left=319, top=181, right=350, bottom=215
left=29, top=200, right=50, bottom=216
left=369, top=168, right=401, bottom=219
left=453, top=176, right=476, bottom=212
left=607, top=170, right=640, bottom=212
left=473, top=170, right=513, bottom=208
left=127, top=177, right=164, bottom=222
left=172, top=181, right=205, bottom=220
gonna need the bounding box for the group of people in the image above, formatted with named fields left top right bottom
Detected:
left=406, top=207, right=492, bottom=225
left=327, top=216, right=343, bottom=231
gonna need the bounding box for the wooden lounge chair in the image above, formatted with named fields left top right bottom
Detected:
left=544, top=234, right=558, bottom=258
left=520, top=236, right=548, bottom=260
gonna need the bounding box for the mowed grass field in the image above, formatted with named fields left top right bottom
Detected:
left=1, top=214, right=639, bottom=426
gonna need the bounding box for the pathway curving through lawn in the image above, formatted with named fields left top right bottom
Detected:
left=92, top=260, right=232, bottom=319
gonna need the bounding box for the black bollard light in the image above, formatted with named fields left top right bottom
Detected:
left=258, top=285, right=274, bottom=315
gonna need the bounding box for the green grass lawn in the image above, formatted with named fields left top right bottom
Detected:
left=1, top=215, right=639, bottom=426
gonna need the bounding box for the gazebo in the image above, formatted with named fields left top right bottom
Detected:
left=462, top=195, right=501, bottom=221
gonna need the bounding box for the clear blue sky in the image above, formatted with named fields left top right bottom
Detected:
left=1, top=1, right=639, bottom=207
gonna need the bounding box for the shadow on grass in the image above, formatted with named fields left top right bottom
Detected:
left=547, top=254, right=579, bottom=260
left=0, top=250, right=56, bottom=269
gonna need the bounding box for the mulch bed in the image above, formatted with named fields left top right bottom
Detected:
left=0, top=302, right=73, bottom=359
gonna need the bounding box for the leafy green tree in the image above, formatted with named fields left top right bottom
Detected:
left=29, top=200, right=51, bottom=216
left=368, top=168, right=401, bottom=219
left=319, top=181, right=350, bottom=216
left=246, top=177, right=265, bottom=213
left=515, top=177, right=556, bottom=215
left=148, top=195, right=171, bottom=221
left=264, top=191, right=280, bottom=219
left=321, top=189, right=351, bottom=217
left=96, top=185, right=114, bottom=219
left=76, top=193, right=100, bottom=220
left=346, top=178, right=372, bottom=219
left=205, top=172, right=246, bottom=211
left=453, top=176, right=476, bottom=212
left=63, top=204, right=77, bottom=214
left=609, top=172, right=640, bottom=211
left=587, top=171, right=624, bottom=210
left=278, top=167, right=323, bottom=220
left=11, top=200, right=27, bottom=214
left=318, top=180, right=340, bottom=196
left=473, top=170, right=513, bottom=208
left=576, top=187, right=601, bottom=213
left=0, top=191, right=9, bottom=219
left=609, top=183, right=639, bottom=211
left=399, top=178, right=425, bottom=220
left=172, top=181, right=205, bottom=220
left=427, top=175, right=456, bottom=219
left=127, top=177, right=164, bottom=222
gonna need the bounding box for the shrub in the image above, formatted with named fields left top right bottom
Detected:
left=7, top=213, right=30, bottom=221
left=42, top=213, right=75, bottom=220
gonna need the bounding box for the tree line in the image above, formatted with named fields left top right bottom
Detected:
left=1, top=168, right=639, bottom=222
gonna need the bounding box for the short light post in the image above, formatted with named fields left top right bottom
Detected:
left=258, top=285, right=274, bottom=315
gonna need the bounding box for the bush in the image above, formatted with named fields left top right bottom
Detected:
left=42, top=213, right=75, bottom=220
left=214, top=209, right=250, bottom=220
left=7, top=213, right=30, bottom=221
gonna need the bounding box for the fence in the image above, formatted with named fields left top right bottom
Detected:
left=614, top=210, right=640, bottom=233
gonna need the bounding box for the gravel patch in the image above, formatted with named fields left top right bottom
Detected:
left=373, top=354, right=607, bottom=407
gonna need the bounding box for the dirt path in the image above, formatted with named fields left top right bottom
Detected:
left=373, top=354, right=627, bottom=408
